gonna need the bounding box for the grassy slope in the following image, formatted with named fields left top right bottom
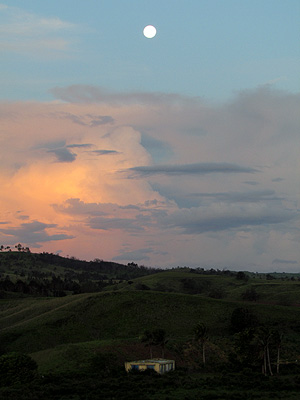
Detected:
left=1, top=267, right=300, bottom=375
left=112, top=269, right=300, bottom=305
left=1, top=288, right=300, bottom=349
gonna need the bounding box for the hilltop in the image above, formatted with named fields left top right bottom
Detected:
left=0, top=249, right=161, bottom=297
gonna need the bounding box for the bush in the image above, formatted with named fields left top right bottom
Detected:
left=241, top=287, right=259, bottom=302
left=0, top=352, right=38, bottom=386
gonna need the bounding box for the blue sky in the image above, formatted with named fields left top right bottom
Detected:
left=1, top=0, right=299, bottom=101
left=0, top=1, right=299, bottom=271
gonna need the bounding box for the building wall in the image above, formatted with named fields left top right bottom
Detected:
left=125, top=360, right=175, bottom=374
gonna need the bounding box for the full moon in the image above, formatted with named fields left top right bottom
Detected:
left=143, top=25, right=157, bottom=39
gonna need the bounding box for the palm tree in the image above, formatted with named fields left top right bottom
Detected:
left=153, top=329, right=168, bottom=358
left=273, top=330, right=283, bottom=374
left=255, top=327, right=273, bottom=376
left=141, top=330, right=155, bottom=358
left=141, top=329, right=169, bottom=358
left=193, top=322, right=209, bottom=366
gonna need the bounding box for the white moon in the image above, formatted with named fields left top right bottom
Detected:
left=143, top=25, right=157, bottom=39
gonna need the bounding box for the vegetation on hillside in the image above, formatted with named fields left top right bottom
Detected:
left=0, top=249, right=299, bottom=399
left=0, top=247, right=161, bottom=297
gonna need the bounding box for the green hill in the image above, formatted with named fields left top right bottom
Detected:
left=111, top=269, right=300, bottom=306
left=1, top=252, right=300, bottom=399
left=1, top=288, right=300, bottom=353
left=0, top=250, right=161, bottom=297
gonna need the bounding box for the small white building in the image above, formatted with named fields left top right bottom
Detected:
left=125, top=358, right=175, bottom=374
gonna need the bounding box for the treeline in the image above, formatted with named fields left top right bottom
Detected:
left=0, top=249, right=161, bottom=280
left=188, top=267, right=300, bottom=281
left=0, top=249, right=163, bottom=297
left=0, top=275, right=100, bottom=297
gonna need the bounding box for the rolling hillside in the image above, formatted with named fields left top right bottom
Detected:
left=1, top=251, right=300, bottom=378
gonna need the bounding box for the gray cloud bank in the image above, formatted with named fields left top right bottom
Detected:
left=272, top=259, right=298, bottom=265
left=164, top=207, right=295, bottom=234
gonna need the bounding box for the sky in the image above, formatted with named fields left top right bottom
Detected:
left=0, top=1, right=299, bottom=272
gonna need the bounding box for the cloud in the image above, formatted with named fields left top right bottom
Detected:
left=0, top=4, right=76, bottom=55
left=140, top=134, right=173, bottom=163
left=151, top=187, right=284, bottom=209
left=55, top=112, right=115, bottom=126
left=88, top=216, right=145, bottom=233
left=272, top=177, right=284, bottom=182
left=51, top=85, right=200, bottom=105
left=67, top=144, right=93, bottom=149
left=0, top=221, right=74, bottom=246
left=126, top=162, right=258, bottom=177
left=0, top=87, right=299, bottom=270
left=53, top=198, right=109, bottom=216
left=164, top=205, right=295, bottom=234
left=188, top=190, right=282, bottom=203
left=48, top=148, right=77, bottom=163
left=243, top=181, right=259, bottom=186
left=112, top=248, right=153, bottom=262
left=35, top=140, right=67, bottom=150
left=91, top=150, right=119, bottom=156
left=272, top=259, right=298, bottom=265
left=53, top=198, right=158, bottom=233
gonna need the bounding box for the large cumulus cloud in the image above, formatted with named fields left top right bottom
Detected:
left=0, top=86, right=299, bottom=271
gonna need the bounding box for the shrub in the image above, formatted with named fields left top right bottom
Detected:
left=241, top=287, right=259, bottom=302
left=0, top=352, right=38, bottom=386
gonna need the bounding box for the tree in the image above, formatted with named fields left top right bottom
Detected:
left=232, top=327, right=257, bottom=369
left=241, top=287, right=259, bottom=302
left=236, top=271, right=249, bottom=281
left=141, top=330, right=155, bottom=358
left=272, top=330, right=284, bottom=374
left=141, top=329, right=169, bottom=358
left=15, top=243, right=23, bottom=252
left=254, top=327, right=273, bottom=376
left=152, top=329, right=168, bottom=358
left=193, top=322, right=209, bottom=366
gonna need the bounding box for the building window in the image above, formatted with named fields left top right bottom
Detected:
left=147, top=365, right=155, bottom=370
left=131, top=365, right=139, bottom=371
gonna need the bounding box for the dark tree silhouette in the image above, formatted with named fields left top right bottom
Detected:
left=193, top=322, right=209, bottom=366
left=152, top=329, right=168, bottom=358
left=141, top=330, right=155, bottom=358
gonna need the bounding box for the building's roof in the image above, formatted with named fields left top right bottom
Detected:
left=126, top=359, right=174, bottom=365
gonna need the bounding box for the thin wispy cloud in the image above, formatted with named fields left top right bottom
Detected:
left=113, top=248, right=153, bottom=262
left=126, top=163, right=258, bottom=177
left=188, top=190, right=282, bottom=203
left=54, top=112, right=115, bottom=126
left=272, top=259, right=298, bottom=265
left=91, top=150, right=120, bottom=156
left=0, top=3, right=77, bottom=55
left=51, top=85, right=201, bottom=105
